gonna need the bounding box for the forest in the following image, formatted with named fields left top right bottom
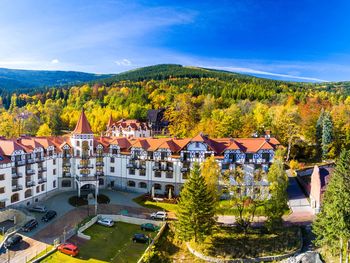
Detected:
left=0, top=64, right=350, bottom=163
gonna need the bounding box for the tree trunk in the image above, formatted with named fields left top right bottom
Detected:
left=340, top=238, right=343, bottom=263
left=346, top=239, right=349, bottom=263
left=286, top=138, right=292, bottom=161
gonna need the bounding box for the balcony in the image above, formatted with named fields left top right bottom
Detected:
left=16, top=160, right=26, bottom=166
left=95, top=171, right=104, bottom=176
left=26, top=169, right=35, bottom=175
left=127, top=162, right=136, bottom=169
left=96, top=161, right=104, bottom=166
left=63, top=173, right=72, bottom=177
left=78, top=164, right=93, bottom=169
left=27, top=158, right=35, bottom=164
left=38, top=177, right=47, bottom=184
left=38, top=166, right=47, bottom=172
left=26, top=181, right=35, bottom=187
left=76, top=175, right=98, bottom=181
left=152, top=164, right=160, bottom=171
left=35, top=157, right=45, bottom=162
left=63, top=162, right=71, bottom=167
left=135, top=164, right=146, bottom=170
left=12, top=185, right=23, bottom=192
left=12, top=172, right=22, bottom=179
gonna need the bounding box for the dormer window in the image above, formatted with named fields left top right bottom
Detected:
left=195, top=142, right=199, bottom=148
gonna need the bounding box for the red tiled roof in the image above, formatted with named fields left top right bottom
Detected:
left=72, top=110, right=93, bottom=134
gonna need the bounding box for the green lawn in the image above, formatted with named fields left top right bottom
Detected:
left=133, top=195, right=178, bottom=213
left=42, top=222, right=157, bottom=263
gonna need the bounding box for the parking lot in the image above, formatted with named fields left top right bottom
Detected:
left=0, top=190, right=150, bottom=263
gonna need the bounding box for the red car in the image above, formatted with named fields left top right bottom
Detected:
left=57, top=243, right=79, bottom=257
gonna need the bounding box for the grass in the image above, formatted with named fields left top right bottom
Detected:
left=42, top=222, right=157, bottom=263
left=133, top=195, right=178, bottom=213
left=191, top=226, right=301, bottom=259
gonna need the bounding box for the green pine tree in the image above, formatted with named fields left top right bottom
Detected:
left=176, top=162, right=216, bottom=242
left=321, top=112, right=333, bottom=159
left=265, top=151, right=289, bottom=230
left=313, top=150, right=350, bottom=260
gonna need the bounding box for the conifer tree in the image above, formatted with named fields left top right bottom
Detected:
left=321, top=112, right=333, bottom=159
left=176, top=163, right=216, bottom=242
left=313, top=150, right=350, bottom=260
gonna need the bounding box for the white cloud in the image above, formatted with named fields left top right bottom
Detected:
left=115, top=59, right=132, bottom=66
left=51, top=59, right=59, bottom=64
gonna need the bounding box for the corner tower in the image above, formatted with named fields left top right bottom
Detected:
left=71, top=110, right=94, bottom=157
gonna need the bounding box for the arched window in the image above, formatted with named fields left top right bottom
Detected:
left=127, top=181, right=135, bottom=187
left=11, top=193, right=19, bottom=203
left=153, top=183, right=162, bottom=190
left=139, top=182, right=147, bottom=189
left=165, top=184, right=175, bottom=193
left=62, top=180, right=72, bottom=188
left=25, top=189, right=32, bottom=198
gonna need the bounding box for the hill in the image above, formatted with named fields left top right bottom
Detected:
left=0, top=67, right=112, bottom=91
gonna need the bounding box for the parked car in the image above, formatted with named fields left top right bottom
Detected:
left=132, top=233, right=149, bottom=243
left=27, top=205, right=47, bottom=213
left=4, top=234, right=22, bottom=248
left=97, top=217, right=114, bottom=227
left=150, top=211, right=167, bottom=220
left=22, top=219, right=39, bottom=232
left=140, top=223, right=160, bottom=232
left=41, top=210, right=57, bottom=222
left=57, top=243, right=79, bottom=257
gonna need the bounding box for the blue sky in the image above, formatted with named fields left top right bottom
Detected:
left=0, top=0, right=350, bottom=82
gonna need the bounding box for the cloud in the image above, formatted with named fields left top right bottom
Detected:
left=51, top=59, right=59, bottom=64
left=115, top=59, right=132, bottom=66
left=205, top=65, right=328, bottom=82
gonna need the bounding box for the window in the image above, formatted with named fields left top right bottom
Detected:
left=110, top=157, right=115, bottom=163
left=53, top=180, right=56, bottom=188
left=36, top=186, right=40, bottom=193
left=76, top=150, right=80, bottom=157
left=77, top=141, right=80, bottom=147
left=140, top=170, right=146, bottom=176
left=127, top=181, right=135, bottom=187
left=62, top=180, right=71, bottom=187
left=195, top=142, right=199, bottom=148
left=166, top=172, right=173, bottom=179
left=0, top=201, right=5, bottom=208
left=25, top=189, right=32, bottom=198
left=153, top=183, right=161, bottom=190
left=182, top=172, right=188, bottom=180
left=0, top=174, right=4, bottom=180
left=99, top=178, right=104, bottom=185
left=41, top=184, right=45, bottom=191
left=53, top=159, right=56, bottom=165
left=110, top=167, right=115, bottom=173
left=139, top=182, right=147, bottom=188
left=11, top=193, right=19, bottom=203
left=129, top=169, right=135, bottom=175
left=154, top=171, right=161, bottom=178
left=53, top=169, right=56, bottom=175
left=0, top=187, right=5, bottom=194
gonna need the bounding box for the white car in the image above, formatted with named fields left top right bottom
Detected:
left=27, top=205, right=47, bottom=213
left=150, top=211, right=167, bottom=220
left=97, top=217, right=114, bottom=227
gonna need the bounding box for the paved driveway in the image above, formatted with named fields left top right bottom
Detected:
left=0, top=189, right=143, bottom=262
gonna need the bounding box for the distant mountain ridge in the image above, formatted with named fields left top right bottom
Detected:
left=0, top=68, right=112, bottom=91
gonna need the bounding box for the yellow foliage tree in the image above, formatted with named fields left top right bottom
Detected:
left=36, top=123, right=52, bottom=136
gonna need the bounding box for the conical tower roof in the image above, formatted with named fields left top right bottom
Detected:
left=72, top=110, right=93, bottom=134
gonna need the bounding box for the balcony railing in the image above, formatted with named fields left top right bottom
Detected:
left=78, top=164, right=93, bottom=169
left=12, top=172, right=22, bottom=178
left=38, top=166, right=47, bottom=172
left=26, top=181, right=35, bottom=187
left=127, top=162, right=136, bottom=169
left=76, top=175, right=98, bottom=181
left=63, top=162, right=71, bottom=167
left=26, top=169, right=35, bottom=175
left=63, top=173, right=72, bottom=177
left=95, top=171, right=104, bottom=176
left=12, top=185, right=23, bottom=192
left=96, top=161, right=104, bottom=166
left=38, top=177, right=47, bottom=184
left=35, top=157, right=45, bottom=162
left=16, top=160, right=26, bottom=166
left=27, top=158, right=35, bottom=164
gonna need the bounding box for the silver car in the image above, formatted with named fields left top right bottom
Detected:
left=27, top=205, right=47, bottom=213
left=97, top=217, right=114, bottom=227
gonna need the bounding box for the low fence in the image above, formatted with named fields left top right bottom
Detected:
left=137, top=222, right=168, bottom=263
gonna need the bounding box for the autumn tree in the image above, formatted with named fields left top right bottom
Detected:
left=201, top=156, right=221, bottom=200
left=36, top=123, right=52, bottom=136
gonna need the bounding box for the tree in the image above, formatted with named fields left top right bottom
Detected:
left=223, top=166, right=265, bottom=233
left=321, top=112, right=333, bottom=159
left=265, top=149, right=289, bottom=230
left=313, top=149, right=350, bottom=261
left=36, top=123, right=52, bottom=136
left=201, top=156, right=221, bottom=200
left=177, top=163, right=216, bottom=242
